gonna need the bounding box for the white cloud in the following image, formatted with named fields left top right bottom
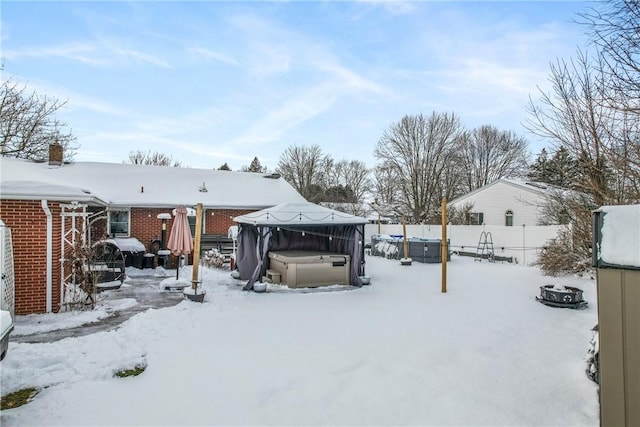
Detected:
left=188, top=47, right=239, bottom=66
left=110, top=46, right=170, bottom=68
left=248, top=42, right=292, bottom=75
left=1, top=73, right=130, bottom=117
left=3, top=42, right=106, bottom=65
left=5, top=39, right=170, bottom=68
left=316, top=62, right=388, bottom=95
left=354, top=0, right=416, bottom=16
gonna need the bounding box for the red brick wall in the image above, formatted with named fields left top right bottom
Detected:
left=0, top=202, right=258, bottom=314
left=0, top=200, right=62, bottom=314
left=203, top=208, right=254, bottom=234
left=129, top=208, right=255, bottom=250
left=130, top=208, right=167, bottom=251
left=129, top=208, right=255, bottom=268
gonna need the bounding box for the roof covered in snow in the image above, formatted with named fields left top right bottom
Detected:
left=448, top=179, right=553, bottom=205
left=597, top=204, right=640, bottom=268
left=0, top=157, right=306, bottom=209
left=233, top=202, right=368, bottom=226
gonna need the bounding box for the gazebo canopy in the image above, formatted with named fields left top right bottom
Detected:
left=233, top=202, right=368, bottom=227
left=233, top=202, right=368, bottom=290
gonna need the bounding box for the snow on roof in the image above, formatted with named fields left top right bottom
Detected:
left=233, top=202, right=368, bottom=226
left=0, top=157, right=305, bottom=208
left=598, top=204, right=640, bottom=268
left=501, top=179, right=553, bottom=192
left=1, top=180, right=108, bottom=204
left=448, top=179, right=550, bottom=205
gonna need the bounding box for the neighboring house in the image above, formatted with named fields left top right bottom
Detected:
left=321, top=202, right=397, bottom=225
left=447, top=179, right=553, bottom=226
left=0, top=146, right=306, bottom=314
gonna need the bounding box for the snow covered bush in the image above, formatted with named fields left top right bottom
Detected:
left=536, top=228, right=591, bottom=276
left=201, top=248, right=226, bottom=269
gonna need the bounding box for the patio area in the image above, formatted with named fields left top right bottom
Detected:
left=11, top=268, right=185, bottom=344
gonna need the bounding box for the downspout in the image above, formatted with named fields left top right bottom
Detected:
left=41, top=199, right=53, bottom=312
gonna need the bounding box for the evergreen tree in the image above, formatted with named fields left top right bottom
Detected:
left=241, top=156, right=267, bottom=173
left=528, top=147, right=578, bottom=188
left=218, top=163, right=231, bottom=171
left=547, top=146, right=579, bottom=188
left=528, top=148, right=551, bottom=182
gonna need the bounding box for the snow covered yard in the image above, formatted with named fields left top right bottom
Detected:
left=1, top=255, right=599, bottom=426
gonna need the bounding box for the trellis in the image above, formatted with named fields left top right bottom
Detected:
left=1, top=223, right=15, bottom=318
left=60, top=203, right=89, bottom=310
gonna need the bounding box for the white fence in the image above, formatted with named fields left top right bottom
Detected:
left=364, top=223, right=565, bottom=266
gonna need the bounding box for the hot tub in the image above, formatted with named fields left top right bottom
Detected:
left=268, top=251, right=351, bottom=288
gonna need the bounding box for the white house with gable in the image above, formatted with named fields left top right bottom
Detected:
left=448, top=179, right=552, bottom=226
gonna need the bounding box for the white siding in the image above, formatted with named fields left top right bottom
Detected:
left=449, top=181, right=543, bottom=226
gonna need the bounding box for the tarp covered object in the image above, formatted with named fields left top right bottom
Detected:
left=234, top=202, right=367, bottom=290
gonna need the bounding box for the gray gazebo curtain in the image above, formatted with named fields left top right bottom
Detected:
left=235, top=223, right=365, bottom=290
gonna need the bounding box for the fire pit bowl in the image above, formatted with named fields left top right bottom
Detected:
left=536, top=284, right=587, bottom=309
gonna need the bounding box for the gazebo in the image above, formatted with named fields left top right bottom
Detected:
left=233, top=202, right=368, bottom=290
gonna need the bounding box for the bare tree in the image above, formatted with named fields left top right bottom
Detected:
left=527, top=1, right=640, bottom=275
left=318, top=159, right=372, bottom=216
left=371, top=162, right=401, bottom=208
left=525, top=51, right=616, bottom=206
left=536, top=188, right=595, bottom=275
left=527, top=51, right=640, bottom=274
left=125, top=150, right=183, bottom=167
left=446, top=201, right=475, bottom=225
left=579, top=0, right=640, bottom=202
left=275, top=144, right=330, bottom=203
left=374, top=112, right=464, bottom=222
left=459, top=125, right=529, bottom=192
left=325, top=159, right=371, bottom=203
left=580, top=0, right=640, bottom=114
left=1, top=79, right=78, bottom=160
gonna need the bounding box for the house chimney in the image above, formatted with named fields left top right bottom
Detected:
left=49, top=143, right=63, bottom=166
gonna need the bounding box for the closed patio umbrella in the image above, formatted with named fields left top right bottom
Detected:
left=167, top=206, right=194, bottom=279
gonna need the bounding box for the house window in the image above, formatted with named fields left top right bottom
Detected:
left=186, top=206, right=204, bottom=236
left=188, top=214, right=196, bottom=236
left=505, top=210, right=514, bottom=227
left=109, top=209, right=130, bottom=237
left=466, top=212, right=484, bottom=225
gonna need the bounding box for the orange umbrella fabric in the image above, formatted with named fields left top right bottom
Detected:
left=167, top=206, right=194, bottom=256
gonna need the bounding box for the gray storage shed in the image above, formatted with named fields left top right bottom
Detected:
left=592, top=204, right=640, bottom=427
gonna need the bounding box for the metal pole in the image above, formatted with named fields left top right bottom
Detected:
left=522, top=224, right=526, bottom=265
left=441, top=197, right=447, bottom=293
left=161, top=220, right=167, bottom=250
left=402, top=214, right=408, bottom=259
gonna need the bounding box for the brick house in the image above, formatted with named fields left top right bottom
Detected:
left=0, top=148, right=305, bottom=314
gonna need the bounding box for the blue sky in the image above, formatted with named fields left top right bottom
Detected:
left=2, top=1, right=591, bottom=171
